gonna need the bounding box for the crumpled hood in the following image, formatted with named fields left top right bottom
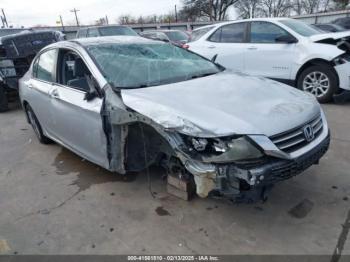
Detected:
left=121, top=71, right=320, bottom=137
left=309, top=31, right=350, bottom=42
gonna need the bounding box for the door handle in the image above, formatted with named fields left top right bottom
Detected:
left=50, top=89, right=59, bottom=99
left=247, top=46, right=258, bottom=50
left=208, top=45, right=216, bottom=49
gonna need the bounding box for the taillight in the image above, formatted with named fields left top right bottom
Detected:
left=182, top=44, right=189, bottom=49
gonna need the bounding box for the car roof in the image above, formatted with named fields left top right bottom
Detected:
left=142, top=29, right=182, bottom=33
left=70, top=35, right=158, bottom=46
left=193, top=17, right=291, bottom=31
left=78, top=25, right=129, bottom=31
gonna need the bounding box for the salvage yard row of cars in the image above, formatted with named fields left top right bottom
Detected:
left=1, top=17, right=348, bottom=202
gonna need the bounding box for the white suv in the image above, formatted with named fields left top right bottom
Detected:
left=188, top=18, right=350, bottom=103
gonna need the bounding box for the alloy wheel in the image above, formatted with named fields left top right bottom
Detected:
left=302, top=71, right=330, bottom=98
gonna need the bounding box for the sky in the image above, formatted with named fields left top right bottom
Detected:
left=0, top=0, right=184, bottom=27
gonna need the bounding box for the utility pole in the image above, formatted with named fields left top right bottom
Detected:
left=1, top=9, right=8, bottom=27
left=70, top=8, right=80, bottom=26
left=175, top=5, right=178, bottom=23
left=105, top=15, right=109, bottom=25
left=59, top=15, right=65, bottom=32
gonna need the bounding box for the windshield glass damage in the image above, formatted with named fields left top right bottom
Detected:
left=86, top=43, right=222, bottom=88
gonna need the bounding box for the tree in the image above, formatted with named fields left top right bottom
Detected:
left=117, top=14, right=136, bottom=25
left=235, top=0, right=261, bottom=18
left=332, top=0, right=350, bottom=9
left=259, top=0, right=293, bottom=17
left=182, top=0, right=239, bottom=21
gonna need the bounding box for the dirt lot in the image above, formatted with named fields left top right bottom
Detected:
left=0, top=102, right=349, bottom=256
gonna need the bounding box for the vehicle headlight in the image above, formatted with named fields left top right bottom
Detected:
left=186, top=136, right=263, bottom=163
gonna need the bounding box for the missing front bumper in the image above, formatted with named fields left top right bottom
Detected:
left=186, top=132, right=331, bottom=202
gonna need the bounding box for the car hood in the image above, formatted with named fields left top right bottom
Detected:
left=309, top=31, right=350, bottom=42
left=121, top=71, right=320, bottom=137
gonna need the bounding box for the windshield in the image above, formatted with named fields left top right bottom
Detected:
left=164, top=31, right=188, bottom=42
left=86, top=43, right=221, bottom=89
left=99, top=26, right=138, bottom=37
left=280, top=19, right=323, bottom=36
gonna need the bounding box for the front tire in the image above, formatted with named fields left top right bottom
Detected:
left=297, top=64, right=338, bottom=103
left=0, top=87, right=9, bottom=112
left=25, top=104, right=52, bottom=144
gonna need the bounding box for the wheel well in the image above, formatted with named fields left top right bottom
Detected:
left=296, top=59, right=339, bottom=86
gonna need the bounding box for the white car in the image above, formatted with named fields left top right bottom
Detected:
left=188, top=18, right=350, bottom=103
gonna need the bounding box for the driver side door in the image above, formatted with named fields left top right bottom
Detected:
left=245, top=21, right=297, bottom=80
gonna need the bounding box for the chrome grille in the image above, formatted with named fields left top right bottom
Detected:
left=270, top=114, right=323, bottom=153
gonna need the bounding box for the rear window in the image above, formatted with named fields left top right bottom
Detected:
left=77, top=28, right=87, bottom=38
left=164, top=31, right=188, bottom=42
left=209, top=23, right=246, bottom=43
left=190, top=26, right=215, bottom=42
left=99, top=26, right=138, bottom=37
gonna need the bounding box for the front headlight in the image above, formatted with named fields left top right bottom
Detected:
left=186, top=136, right=264, bottom=163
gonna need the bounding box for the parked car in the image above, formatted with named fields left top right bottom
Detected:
left=0, top=29, right=64, bottom=112
left=140, top=30, right=189, bottom=48
left=313, top=23, right=347, bottom=33
left=76, top=25, right=138, bottom=38
left=19, top=36, right=330, bottom=203
left=188, top=18, right=350, bottom=103
left=332, top=17, right=350, bottom=29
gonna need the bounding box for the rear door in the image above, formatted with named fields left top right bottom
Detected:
left=192, top=22, right=248, bottom=72
left=245, top=21, right=297, bottom=80
left=48, top=48, right=108, bottom=168
left=28, top=49, right=58, bottom=135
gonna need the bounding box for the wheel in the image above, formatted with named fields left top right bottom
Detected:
left=25, top=104, right=52, bottom=144
left=0, top=87, right=9, bottom=112
left=297, top=64, right=338, bottom=103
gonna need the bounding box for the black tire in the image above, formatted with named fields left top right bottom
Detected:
left=25, top=104, right=52, bottom=144
left=297, top=64, right=338, bottom=103
left=0, top=87, right=9, bottom=112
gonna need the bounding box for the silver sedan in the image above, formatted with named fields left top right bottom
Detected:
left=19, top=36, right=330, bottom=202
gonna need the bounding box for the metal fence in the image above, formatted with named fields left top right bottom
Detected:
left=33, top=9, right=350, bottom=40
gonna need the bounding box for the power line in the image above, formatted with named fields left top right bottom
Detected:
left=70, top=8, right=80, bottom=26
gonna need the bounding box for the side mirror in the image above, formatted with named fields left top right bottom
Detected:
left=84, top=75, right=100, bottom=101
left=275, top=35, right=298, bottom=44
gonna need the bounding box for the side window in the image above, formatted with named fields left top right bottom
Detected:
left=32, top=57, right=40, bottom=78
left=88, top=28, right=99, bottom=37
left=77, top=28, right=87, bottom=38
left=209, top=23, right=246, bottom=43
left=250, top=22, right=290, bottom=43
left=58, top=50, right=93, bottom=92
left=35, top=49, right=58, bottom=82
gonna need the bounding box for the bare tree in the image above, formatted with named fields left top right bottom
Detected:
left=259, top=0, right=293, bottom=17
left=235, top=0, right=261, bottom=18
left=117, top=14, right=136, bottom=25
left=182, top=0, right=239, bottom=21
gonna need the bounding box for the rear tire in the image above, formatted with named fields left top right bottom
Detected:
left=297, top=64, right=338, bottom=103
left=0, top=87, right=9, bottom=112
left=25, top=104, right=52, bottom=144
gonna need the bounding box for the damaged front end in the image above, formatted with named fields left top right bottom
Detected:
left=102, top=85, right=330, bottom=203
left=167, top=131, right=330, bottom=203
